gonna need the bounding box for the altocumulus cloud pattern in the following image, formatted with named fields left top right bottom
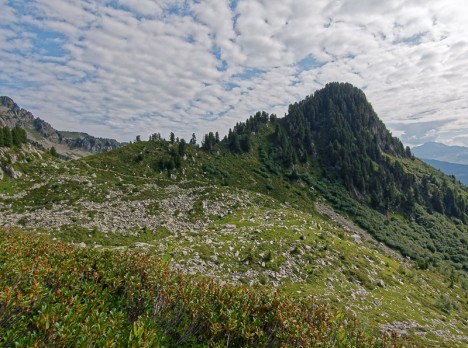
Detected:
left=1, top=0, right=468, bottom=146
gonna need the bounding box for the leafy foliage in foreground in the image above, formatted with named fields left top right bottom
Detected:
left=0, top=229, right=409, bottom=347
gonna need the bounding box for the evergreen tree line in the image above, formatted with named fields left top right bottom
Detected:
left=200, top=111, right=273, bottom=154
left=201, top=131, right=220, bottom=151
left=275, top=82, right=466, bottom=220
left=226, top=111, right=273, bottom=154
left=152, top=136, right=187, bottom=173
left=148, top=132, right=196, bottom=148
left=0, top=126, right=27, bottom=147
left=195, top=82, right=466, bottom=220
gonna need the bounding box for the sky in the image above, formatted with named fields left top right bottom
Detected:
left=1, top=0, right=467, bottom=147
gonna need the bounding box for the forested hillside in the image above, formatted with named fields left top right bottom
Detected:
left=204, top=83, right=467, bottom=272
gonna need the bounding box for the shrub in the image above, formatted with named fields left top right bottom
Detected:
left=434, top=295, right=459, bottom=314
left=0, top=229, right=407, bottom=347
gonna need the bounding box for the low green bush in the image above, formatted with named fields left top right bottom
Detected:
left=0, top=229, right=408, bottom=347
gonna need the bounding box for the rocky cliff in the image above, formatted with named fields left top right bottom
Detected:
left=0, top=96, right=123, bottom=158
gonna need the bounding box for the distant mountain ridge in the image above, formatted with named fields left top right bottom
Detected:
left=0, top=96, right=123, bottom=158
left=412, top=141, right=468, bottom=165
left=420, top=158, right=468, bottom=185
left=412, top=142, right=468, bottom=185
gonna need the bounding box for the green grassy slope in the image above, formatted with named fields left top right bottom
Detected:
left=1, top=229, right=404, bottom=347
left=79, top=124, right=468, bottom=274
left=1, top=142, right=467, bottom=346
left=1, top=83, right=467, bottom=346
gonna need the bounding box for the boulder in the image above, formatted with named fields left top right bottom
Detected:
left=0, top=164, right=22, bottom=179
left=376, top=279, right=385, bottom=288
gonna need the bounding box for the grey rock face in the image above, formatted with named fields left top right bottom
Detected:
left=0, top=96, right=124, bottom=156
left=0, top=163, right=22, bottom=179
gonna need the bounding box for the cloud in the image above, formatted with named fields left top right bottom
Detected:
left=0, top=0, right=16, bottom=22
left=387, top=119, right=456, bottom=146
left=0, top=0, right=467, bottom=146
left=117, top=0, right=166, bottom=17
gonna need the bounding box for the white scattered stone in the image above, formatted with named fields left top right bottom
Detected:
left=376, top=279, right=385, bottom=288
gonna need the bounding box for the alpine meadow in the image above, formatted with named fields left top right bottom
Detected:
left=1, top=82, right=467, bottom=347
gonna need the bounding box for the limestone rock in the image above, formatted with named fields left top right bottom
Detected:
left=0, top=164, right=22, bottom=179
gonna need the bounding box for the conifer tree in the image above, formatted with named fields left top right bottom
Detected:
left=189, top=133, right=196, bottom=145
left=12, top=126, right=26, bottom=146
left=149, top=133, right=161, bottom=141
left=2, top=127, right=12, bottom=147
left=179, top=139, right=186, bottom=156
left=240, top=135, right=251, bottom=153
left=50, top=146, right=58, bottom=157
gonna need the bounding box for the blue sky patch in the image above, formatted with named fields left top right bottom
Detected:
left=211, top=45, right=228, bottom=71
left=7, top=0, right=36, bottom=17
left=1, top=18, right=68, bottom=59
left=166, top=2, right=191, bottom=17
left=224, top=82, right=240, bottom=91
left=394, top=32, right=426, bottom=46
left=229, top=0, right=238, bottom=11
left=233, top=68, right=265, bottom=81
left=296, top=55, right=324, bottom=71
left=32, top=28, right=68, bottom=58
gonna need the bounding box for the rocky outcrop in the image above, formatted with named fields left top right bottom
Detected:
left=64, top=135, right=122, bottom=153
left=0, top=96, right=35, bottom=128
left=0, top=96, right=124, bottom=157
left=0, top=164, right=22, bottom=179
left=0, top=144, right=43, bottom=179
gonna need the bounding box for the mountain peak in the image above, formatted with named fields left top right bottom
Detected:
left=0, top=96, right=21, bottom=115
left=0, top=96, right=17, bottom=107
left=0, top=96, right=123, bottom=158
left=412, top=141, right=468, bottom=165
left=288, top=82, right=406, bottom=158
left=283, top=82, right=407, bottom=167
